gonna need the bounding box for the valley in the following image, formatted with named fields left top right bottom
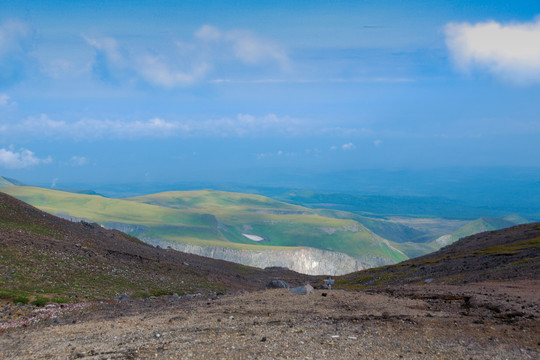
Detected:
left=0, top=192, right=538, bottom=359
left=0, top=176, right=530, bottom=275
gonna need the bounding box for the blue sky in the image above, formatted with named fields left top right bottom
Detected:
left=0, top=0, right=539, bottom=191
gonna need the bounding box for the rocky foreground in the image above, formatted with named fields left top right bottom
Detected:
left=1, top=280, right=539, bottom=359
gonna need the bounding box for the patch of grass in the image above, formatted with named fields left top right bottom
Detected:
left=0, top=289, right=31, bottom=304
left=149, top=289, right=172, bottom=297
left=13, top=295, right=29, bottom=304
left=31, top=296, right=48, bottom=307
left=50, top=296, right=70, bottom=304
left=470, top=237, right=540, bottom=256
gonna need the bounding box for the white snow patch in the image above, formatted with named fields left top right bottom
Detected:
left=242, top=233, right=264, bottom=242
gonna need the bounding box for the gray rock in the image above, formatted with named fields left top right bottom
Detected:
left=115, top=294, right=132, bottom=301
left=266, top=280, right=290, bottom=289
left=289, top=284, right=314, bottom=295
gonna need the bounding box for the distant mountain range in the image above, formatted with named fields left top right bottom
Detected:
left=0, top=176, right=530, bottom=275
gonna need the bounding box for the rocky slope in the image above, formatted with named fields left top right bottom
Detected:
left=0, top=192, right=314, bottom=306
left=1, top=194, right=539, bottom=359
left=336, top=222, right=540, bottom=288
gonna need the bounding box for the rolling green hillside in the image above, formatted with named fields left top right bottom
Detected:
left=1, top=182, right=529, bottom=273
left=0, top=186, right=408, bottom=264
left=128, top=190, right=408, bottom=261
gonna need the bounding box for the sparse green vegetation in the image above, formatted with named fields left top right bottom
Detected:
left=31, top=297, right=48, bottom=307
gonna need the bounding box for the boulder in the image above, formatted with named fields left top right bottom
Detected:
left=289, top=284, right=314, bottom=295
left=266, top=280, right=290, bottom=289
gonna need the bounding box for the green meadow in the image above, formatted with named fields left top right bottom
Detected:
left=0, top=186, right=408, bottom=263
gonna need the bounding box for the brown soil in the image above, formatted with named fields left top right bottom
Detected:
left=1, top=193, right=540, bottom=359
left=1, top=280, right=539, bottom=359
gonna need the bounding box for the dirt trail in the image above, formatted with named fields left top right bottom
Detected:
left=1, top=280, right=539, bottom=359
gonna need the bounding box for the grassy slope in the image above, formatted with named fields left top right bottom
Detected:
left=334, top=222, right=540, bottom=289
left=429, top=216, right=529, bottom=249
left=0, top=193, right=222, bottom=304
left=129, top=191, right=408, bottom=261
left=0, top=187, right=408, bottom=262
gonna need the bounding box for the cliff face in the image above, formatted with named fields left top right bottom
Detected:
left=146, top=238, right=395, bottom=276
left=58, top=218, right=396, bottom=276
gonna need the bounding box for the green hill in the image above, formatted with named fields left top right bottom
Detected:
left=1, top=179, right=530, bottom=273
left=0, top=186, right=408, bottom=266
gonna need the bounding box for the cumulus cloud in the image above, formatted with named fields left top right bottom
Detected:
left=445, top=17, right=540, bottom=84
left=0, top=147, right=51, bottom=169
left=85, top=36, right=209, bottom=87
left=342, top=142, right=356, bottom=151
left=85, top=25, right=288, bottom=87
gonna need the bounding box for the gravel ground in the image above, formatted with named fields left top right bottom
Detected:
left=1, top=280, right=539, bottom=359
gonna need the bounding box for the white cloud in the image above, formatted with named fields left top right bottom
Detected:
left=2, top=113, right=375, bottom=141
left=373, top=139, right=382, bottom=146
left=342, top=142, right=356, bottom=151
left=197, top=25, right=289, bottom=69
left=2, top=113, right=310, bottom=140
left=84, top=36, right=124, bottom=65
left=85, top=25, right=288, bottom=88
left=41, top=59, right=78, bottom=78
left=0, top=20, right=31, bottom=55
left=10, top=115, right=184, bottom=139
left=136, top=55, right=210, bottom=87
left=445, top=17, right=540, bottom=84
left=69, top=156, right=88, bottom=166
left=0, top=147, right=51, bottom=169
left=0, top=93, right=10, bottom=106
left=85, top=35, right=211, bottom=87
left=195, top=25, right=222, bottom=41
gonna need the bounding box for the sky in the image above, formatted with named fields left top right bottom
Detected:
left=0, top=0, right=539, bottom=192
